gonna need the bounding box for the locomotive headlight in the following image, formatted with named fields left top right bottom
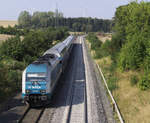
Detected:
left=40, top=90, right=46, bottom=93
left=26, top=90, right=30, bottom=94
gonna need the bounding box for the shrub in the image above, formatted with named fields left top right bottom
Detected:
left=0, top=36, right=24, bottom=61
left=100, top=40, right=111, bottom=56
left=94, top=48, right=102, bottom=59
left=130, top=75, right=138, bottom=86
left=87, top=33, right=102, bottom=50
left=1, top=58, right=26, bottom=70
left=108, top=76, right=118, bottom=91
left=139, top=72, right=150, bottom=90
left=118, top=35, right=146, bottom=71
left=90, top=38, right=102, bottom=50
left=109, top=62, right=116, bottom=72
left=93, top=40, right=112, bottom=60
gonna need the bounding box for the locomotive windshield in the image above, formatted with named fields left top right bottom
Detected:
left=27, top=73, right=46, bottom=77
left=26, top=73, right=47, bottom=82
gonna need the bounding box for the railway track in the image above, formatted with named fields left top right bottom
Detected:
left=18, top=106, right=45, bottom=123
left=65, top=80, right=88, bottom=123
left=64, top=37, right=88, bottom=123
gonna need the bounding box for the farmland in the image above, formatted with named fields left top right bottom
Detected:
left=0, top=34, right=14, bottom=43
left=0, top=20, right=17, bottom=27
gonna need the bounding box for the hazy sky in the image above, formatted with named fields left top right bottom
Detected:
left=0, top=0, right=148, bottom=20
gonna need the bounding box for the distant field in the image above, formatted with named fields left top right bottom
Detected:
left=0, top=34, right=14, bottom=44
left=0, top=20, right=18, bottom=27
left=69, top=32, right=86, bottom=35
left=97, top=33, right=112, bottom=43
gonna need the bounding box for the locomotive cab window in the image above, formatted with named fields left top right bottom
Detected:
left=26, top=73, right=47, bottom=82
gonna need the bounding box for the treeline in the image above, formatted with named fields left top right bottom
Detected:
left=112, top=1, right=150, bottom=90
left=0, top=27, right=68, bottom=101
left=17, top=11, right=112, bottom=32
left=88, top=1, right=150, bottom=90
left=0, top=26, right=29, bottom=35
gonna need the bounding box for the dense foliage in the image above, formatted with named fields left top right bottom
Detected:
left=113, top=1, right=150, bottom=90
left=87, top=33, right=112, bottom=58
left=109, top=1, right=150, bottom=90
left=87, top=1, right=150, bottom=90
left=0, top=26, right=28, bottom=35
left=17, top=11, right=112, bottom=32
left=0, top=27, right=68, bottom=101
left=87, top=33, right=109, bottom=59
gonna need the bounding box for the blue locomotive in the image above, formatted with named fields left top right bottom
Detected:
left=22, top=35, right=75, bottom=106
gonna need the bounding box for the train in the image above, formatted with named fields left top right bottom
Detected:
left=22, top=35, right=75, bottom=106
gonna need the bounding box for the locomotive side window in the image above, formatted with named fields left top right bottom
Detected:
left=51, top=63, right=61, bottom=87
left=51, top=68, right=57, bottom=87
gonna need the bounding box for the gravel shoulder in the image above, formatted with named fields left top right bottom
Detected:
left=0, top=93, right=28, bottom=123
left=83, top=36, right=115, bottom=123
left=82, top=36, right=115, bottom=123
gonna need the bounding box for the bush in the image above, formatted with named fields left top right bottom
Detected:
left=0, top=26, right=25, bottom=35
left=1, top=58, right=26, bottom=70
left=139, top=72, right=150, bottom=90
left=7, top=70, right=22, bottom=90
left=0, top=36, right=24, bottom=61
left=100, top=40, right=111, bottom=57
left=108, top=76, right=118, bottom=91
left=109, top=62, right=116, bottom=72
left=118, top=35, right=146, bottom=71
left=87, top=33, right=102, bottom=58
left=94, top=48, right=102, bottom=59
left=94, top=40, right=112, bottom=59
left=130, top=75, right=138, bottom=86
left=91, top=39, right=102, bottom=50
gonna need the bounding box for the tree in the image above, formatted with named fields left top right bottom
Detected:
left=18, top=11, right=112, bottom=32
left=18, top=11, right=31, bottom=27
left=72, top=23, right=81, bottom=32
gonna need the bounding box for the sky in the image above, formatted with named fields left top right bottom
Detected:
left=0, top=0, right=148, bottom=20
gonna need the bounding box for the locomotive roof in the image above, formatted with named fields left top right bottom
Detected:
left=44, top=35, right=73, bottom=57
left=34, top=35, right=74, bottom=65
left=63, top=35, right=73, bottom=46
left=33, top=54, right=59, bottom=66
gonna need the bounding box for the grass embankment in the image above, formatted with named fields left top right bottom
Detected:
left=69, top=32, right=86, bottom=35
left=96, top=32, right=112, bottom=43
left=87, top=34, right=150, bottom=123
left=0, top=20, right=18, bottom=42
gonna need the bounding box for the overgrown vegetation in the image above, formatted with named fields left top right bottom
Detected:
left=87, top=1, right=150, bottom=91
left=17, top=11, right=112, bottom=32
left=86, top=33, right=118, bottom=91
left=0, top=26, right=28, bottom=35
left=86, top=1, right=150, bottom=122
left=112, top=1, right=150, bottom=90
left=130, top=75, right=138, bottom=86
left=0, top=27, right=68, bottom=102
